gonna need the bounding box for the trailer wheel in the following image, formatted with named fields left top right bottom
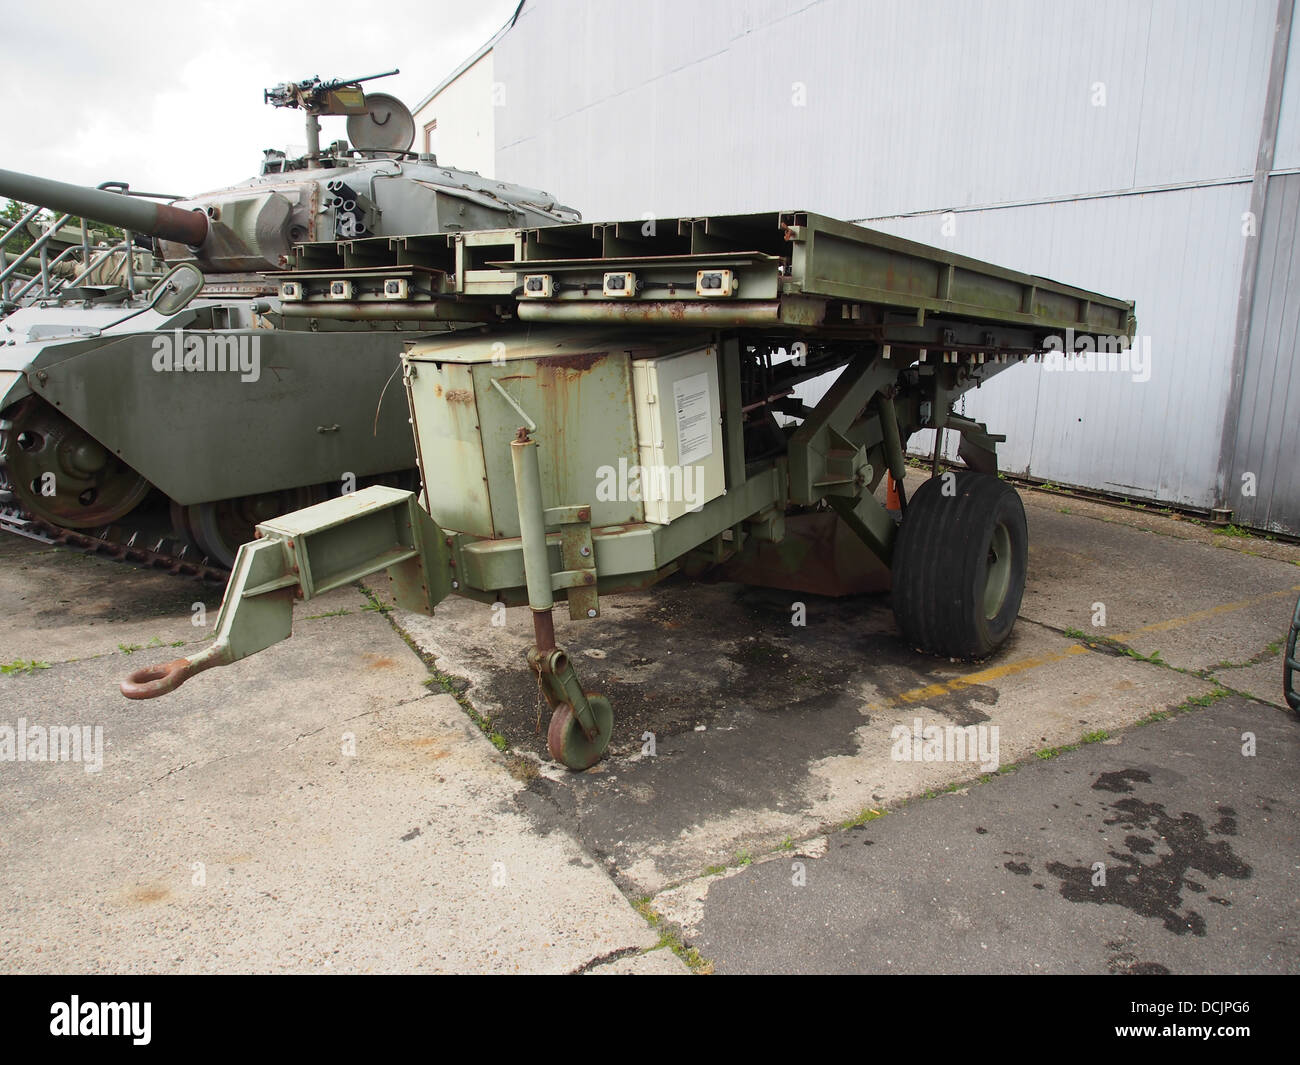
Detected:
left=891, top=471, right=1027, bottom=660
left=547, top=694, right=614, bottom=770
left=1283, top=592, right=1300, bottom=712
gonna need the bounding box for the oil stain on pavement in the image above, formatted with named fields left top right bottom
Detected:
left=1044, top=769, right=1251, bottom=936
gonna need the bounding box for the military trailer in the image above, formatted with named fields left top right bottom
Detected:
left=121, top=210, right=1135, bottom=769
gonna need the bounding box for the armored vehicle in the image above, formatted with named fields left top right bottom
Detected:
left=0, top=71, right=579, bottom=568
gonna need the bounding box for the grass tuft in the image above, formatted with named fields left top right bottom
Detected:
left=1, top=659, right=50, bottom=676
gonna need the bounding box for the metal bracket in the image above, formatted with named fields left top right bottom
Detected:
left=946, top=413, right=1006, bottom=475
left=546, top=504, right=599, bottom=620
left=120, top=486, right=452, bottom=698
left=788, top=349, right=896, bottom=505
left=827, top=490, right=898, bottom=568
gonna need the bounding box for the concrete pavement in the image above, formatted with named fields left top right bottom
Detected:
left=0, top=535, right=685, bottom=973
left=679, top=697, right=1297, bottom=973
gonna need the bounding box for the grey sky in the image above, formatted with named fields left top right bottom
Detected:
left=0, top=0, right=520, bottom=195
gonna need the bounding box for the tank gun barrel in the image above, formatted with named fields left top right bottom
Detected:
left=0, top=169, right=208, bottom=247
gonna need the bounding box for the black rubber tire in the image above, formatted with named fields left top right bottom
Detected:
left=1284, top=592, right=1300, bottom=712
left=891, top=471, right=1028, bottom=660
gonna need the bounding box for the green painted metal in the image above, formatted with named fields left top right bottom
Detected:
left=787, top=353, right=896, bottom=505
left=119, top=486, right=450, bottom=698
left=530, top=646, right=601, bottom=743
left=877, top=390, right=909, bottom=496
left=456, top=524, right=657, bottom=594
left=403, top=327, right=647, bottom=540
left=983, top=522, right=1013, bottom=620
left=0, top=168, right=209, bottom=246
left=120, top=537, right=295, bottom=699
left=781, top=212, right=1132, bottom=335
left=27, top=329, right=419, bottom=505
left=286, top=210, right=1135, bottom=349
left=258, top=485, right=452, bottom=607
left=547, top=694, right=614, bottom=771
left=510, top=430, right=556, bottom=612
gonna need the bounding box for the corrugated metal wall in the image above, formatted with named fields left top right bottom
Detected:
left=490, top=0, right=1289, bottom=516
left=1221, top=0, right=1300, bottom=534
left=1225, top=173, right=1300, bottom=532
left=854, top=183, right=1251, bottom=507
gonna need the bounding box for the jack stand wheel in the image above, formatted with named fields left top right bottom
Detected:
left=547, top=694, right=614, bottom=770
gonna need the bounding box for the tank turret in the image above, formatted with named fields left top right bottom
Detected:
left=0, top=70, right=578, bottom=277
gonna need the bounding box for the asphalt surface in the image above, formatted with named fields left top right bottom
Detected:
left=688, top=697, right=1297, bottom=973
left=401, top=472, right=1300, bottom=972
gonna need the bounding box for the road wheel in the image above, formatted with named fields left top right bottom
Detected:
left=891, top=470, right=1027, bottom=659
left=2, top=397, right=151, bottom=528
left=186, top=486, right=318, bottom=569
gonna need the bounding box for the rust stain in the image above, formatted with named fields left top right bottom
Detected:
left=445, top=388, right=474, bottom=403
left=434, top=383, right=443, bottom=398
left=540, top=350, right=608, bottom=373
left=124, top=885, right=171, bottom=905
left=403, top=737, right=452, bottom=759
left=363, top=654, right=397, bottom=669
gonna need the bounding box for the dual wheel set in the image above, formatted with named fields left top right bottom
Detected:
left=543, top=471, right=1029, bottom=769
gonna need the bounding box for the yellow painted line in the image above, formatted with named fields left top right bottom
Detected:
left=894, top=645, right=1091, bottom=704
left=873, top=582, right=1300, bottom=710
left=1112, top=583, right=1300, bottom=640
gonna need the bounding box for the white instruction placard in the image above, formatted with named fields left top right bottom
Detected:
left=673, top=372, right=713, bottom=465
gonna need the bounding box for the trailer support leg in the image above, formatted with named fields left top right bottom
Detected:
left=510, top=427, right=612, bottom=768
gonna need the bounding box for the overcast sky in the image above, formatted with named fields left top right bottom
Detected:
left=0, top=0, right=520, bottom=195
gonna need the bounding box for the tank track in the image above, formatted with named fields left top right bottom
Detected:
left=0, top=461, right=230, bottom=583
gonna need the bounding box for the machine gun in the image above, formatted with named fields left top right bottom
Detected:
left=264, top=70, right=402, bottom=160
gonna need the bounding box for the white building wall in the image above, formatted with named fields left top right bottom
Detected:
left=413, top=51, right=498, bottom=178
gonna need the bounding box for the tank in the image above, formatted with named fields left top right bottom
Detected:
left=0, top=71, right=580, bottom=568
